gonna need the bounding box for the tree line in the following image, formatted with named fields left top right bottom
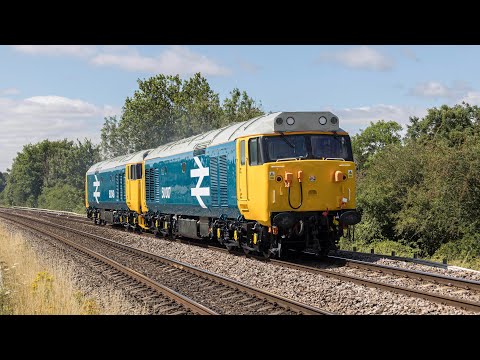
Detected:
left=101, top=73, right=263, bottom=158
left=351, top=103, right=480, bottom=267
left=0, top=73, right=264, bottom=211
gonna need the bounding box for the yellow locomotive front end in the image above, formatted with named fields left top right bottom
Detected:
left=235, top=112, right=361, bottom=256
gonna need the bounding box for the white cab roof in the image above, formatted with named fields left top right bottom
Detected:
left=145, top=111, right=344, bottom=161
left=86, top=149, right=153, bottom=174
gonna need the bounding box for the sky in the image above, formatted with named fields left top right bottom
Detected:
left=1, top=44, right=480, bottom=172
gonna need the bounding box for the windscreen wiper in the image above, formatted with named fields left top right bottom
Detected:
left=332, top=131, right=343, bottom=144
left=277, top=131, right=295, bottom=149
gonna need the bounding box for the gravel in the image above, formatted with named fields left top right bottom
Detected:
left=32, top=214, right=477, bottom=315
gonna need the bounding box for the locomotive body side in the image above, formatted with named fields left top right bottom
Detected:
left=143, top=141, right=239, bottom=219
left=85, top=149, right=151, bottom=225
left=86, top=166, right=127, bottom=211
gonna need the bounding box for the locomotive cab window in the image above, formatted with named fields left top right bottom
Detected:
left=128, top=164, right=142, bottom=180
left=240, top=140, right=245, bottom=165
left=310, top=135, right=353, bottom=161
left=182, top=162, right=186, bottom=173
left=249, top=137, right=262, bottom=166
left=262, top=134, right=353, bottom=162
left=136, top=163, right=142, bottom=179
left=263, top=135, right=308, bottom=161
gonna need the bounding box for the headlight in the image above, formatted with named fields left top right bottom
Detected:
left=286, top=117, right=295, bottom=125
left=319, top=116, right=327, bottom=125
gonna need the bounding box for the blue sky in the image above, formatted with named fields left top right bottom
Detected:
left=1, top=45, right=480, bottom=171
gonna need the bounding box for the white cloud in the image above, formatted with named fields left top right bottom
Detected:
left=11, top=45, right=231, bottom=76
left=401, top=47, right=420, bottom=62
left=0, top=88, right=20, bottom=96
left=11, top=45, right=97, bottom=58
left=334, top=104, right=427, bottom=135
left=410, top=81, right=450, bottom=98
left=459, top=91, right=480, bottom=106
left=238, top=59, right=261, bottom=74
left=0, top=95, right=121, bottom=171
left=90, top=46, right=230, bottom=76
left=410, top=81, right=472, bottom=99
left=319, top=46, right=393, bottom=71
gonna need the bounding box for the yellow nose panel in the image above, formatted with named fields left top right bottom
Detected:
left=241, top=159, right=356, bottom=226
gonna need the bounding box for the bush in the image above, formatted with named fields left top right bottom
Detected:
left=37, top=184, right=84, bottom=213
left=357, top=135, right=480, bottom=256
left=432, top=234, right=480, bottom=267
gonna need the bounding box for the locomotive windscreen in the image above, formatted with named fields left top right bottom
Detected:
left=262, top=134, right=353, bottom=162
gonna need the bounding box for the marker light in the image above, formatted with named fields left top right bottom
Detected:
left=331, top=116, right=338, bottom=124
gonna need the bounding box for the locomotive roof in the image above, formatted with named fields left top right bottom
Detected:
left=86, top=149, right=153, bottom=174
left=145, top=111, right=344, bottom=161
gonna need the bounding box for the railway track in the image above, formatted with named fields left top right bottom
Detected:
left=7, top=206, right=450, bottom=268
left=323, top=255, right=480, bottom=291
left=0, top=210, right=332, bottom=315
left=194, top=244, right=480, bottom=312
left=6, top=207, right=480, bottom=313
left=0, top=211, right=215, bottom=315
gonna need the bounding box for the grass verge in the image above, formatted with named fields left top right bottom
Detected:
left=339, top=238, right=480, bottom=271
left=0, top=223, right=125, bottom=314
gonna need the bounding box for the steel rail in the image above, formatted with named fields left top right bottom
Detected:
left=9, top=207, right=480, bottom=312
left=0, top=212, right=217, bottom=315
left=0, top=210, right=331, bottom=315
left=324, top=255, right=480, bottom=291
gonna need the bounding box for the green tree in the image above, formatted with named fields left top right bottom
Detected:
left=37, top=184, right=85, bottom=213
left=100, top=72, right=263, bottom=158
left=356, top=132, right=480, bottom=256
left=221, top=88, right=263, bottom=126
left=0, top=172, right=8, bottom=193
left=3, top=139, right=100, bottom=209
left=100, top=115, right=123, bottom=160
left=351, top=120, right=403, bottom=170
left=406, top=102, right=480, bottom=145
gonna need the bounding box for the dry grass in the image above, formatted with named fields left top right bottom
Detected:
left=0, top=223, right=127, bottom=315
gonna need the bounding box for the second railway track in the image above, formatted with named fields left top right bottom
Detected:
left=7, top=207, right=480, bottom=313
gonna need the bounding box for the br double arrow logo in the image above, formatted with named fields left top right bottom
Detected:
left=93, top=175, right=101, bottom=204
left=190, top=156, right=210, bottom=208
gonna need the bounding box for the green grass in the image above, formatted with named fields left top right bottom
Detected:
left=338, top=238, right=416, bottom=258
left=339, top=238, right=480, bottom=271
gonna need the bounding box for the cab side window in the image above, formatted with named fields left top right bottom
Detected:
left=136, top=164, right=142, bottom=179
left=129, top=164, right=139, bottom=180
left=249, top=137, right=260, bottom=166
left=240, top=140, right=245, bottom=165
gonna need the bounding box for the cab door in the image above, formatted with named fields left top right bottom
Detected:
left=125, top=163, right=142, bottom=214
left=236, top=139, right=248, bottom=202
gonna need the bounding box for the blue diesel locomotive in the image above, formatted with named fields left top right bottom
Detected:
left=86, top=112, right=361, bottom=257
